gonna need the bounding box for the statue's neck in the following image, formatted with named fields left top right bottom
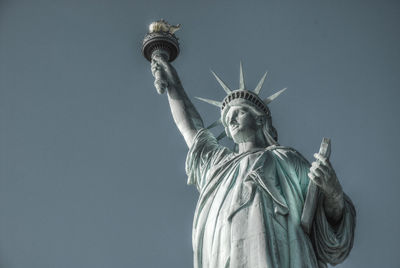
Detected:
left=237, top=135, right=269, bottom=154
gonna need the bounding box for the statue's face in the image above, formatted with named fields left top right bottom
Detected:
left=225, top=105, right=260, bottom=144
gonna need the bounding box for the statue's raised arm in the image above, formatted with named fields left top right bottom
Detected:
left=151, top=54, right=204, bottom=147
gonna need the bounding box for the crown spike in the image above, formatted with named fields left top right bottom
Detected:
left=216, top=131, right=227, bottom=141
left=211, top=70, right=232, bottom=94
left=239, top=61, right=245, bottom=90
left=263, top=88, right=287, bottom=104
left=254, top=71, right=268, bottom=94
left=206, top=119, right=222, bottom=129
left=195, top=97, right=222, bottom=108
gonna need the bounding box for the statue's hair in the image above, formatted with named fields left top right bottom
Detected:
left=222, top=103, right=278, bottom=146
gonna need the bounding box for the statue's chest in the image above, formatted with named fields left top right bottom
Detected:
left=215, top=154, right=263, bottom=215
left=237, top=153, right=260, bottom=179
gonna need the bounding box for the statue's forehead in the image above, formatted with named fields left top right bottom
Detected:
left=223, top=104, right=254, bottom=124
left=221, top=99, right=264, bottom=126
left=225, top=105, right=247, bottom=116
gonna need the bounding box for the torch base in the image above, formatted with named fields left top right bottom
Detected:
left=142, top=32, right=180, bottom=62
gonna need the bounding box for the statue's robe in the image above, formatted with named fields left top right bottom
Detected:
left=186, top=129, right=355, bottom=268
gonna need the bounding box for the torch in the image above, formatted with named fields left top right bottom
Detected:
left=142, top=19, right=181, bottom=94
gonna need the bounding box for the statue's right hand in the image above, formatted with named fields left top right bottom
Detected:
left=151, top=55, right=180, bottom=94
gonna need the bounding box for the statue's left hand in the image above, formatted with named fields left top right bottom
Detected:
left=308, top=153, right=343, bottom=199
left=308, top=153, right=345, bottom=223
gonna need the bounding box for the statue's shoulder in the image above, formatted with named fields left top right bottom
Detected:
left=264, top=145, right=309, bottom=165
left=265, top=145, right=300, bottom=155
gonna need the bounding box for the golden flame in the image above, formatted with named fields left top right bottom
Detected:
left=149, top=20, right=180, bottom=34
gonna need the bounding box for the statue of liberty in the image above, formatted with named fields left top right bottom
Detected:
left=148, top=45, right=356, bottom=267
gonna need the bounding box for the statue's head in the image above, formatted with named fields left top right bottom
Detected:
left=196, top=62, right=285, bottom=146
left=221, top=91, right=278, bottom=145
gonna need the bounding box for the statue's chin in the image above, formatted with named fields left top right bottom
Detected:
left=232, top=134, right=250, bottom=144
left=231, top=130, right=268, bottom=149
left=231, top=127, right=256, bottom=142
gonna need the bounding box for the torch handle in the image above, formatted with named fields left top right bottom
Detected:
left=154, top=69, right=167, bottom=94
left=151, top=50, right=169, bottom=94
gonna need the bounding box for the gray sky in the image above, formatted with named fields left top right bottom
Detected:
left=0, top=0, right=399, bottom=267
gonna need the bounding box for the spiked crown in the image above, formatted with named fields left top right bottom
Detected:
left=221, top=90, right=270, bottom=117
left=196, top=62, right=286, bottom=140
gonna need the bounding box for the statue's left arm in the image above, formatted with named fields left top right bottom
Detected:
left=307, top=153, right=356, bottom=265
left=308, top=153, right=345, bottom=224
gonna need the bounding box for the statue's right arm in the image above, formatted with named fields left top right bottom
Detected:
left=151, top=55, right=204, bottom=148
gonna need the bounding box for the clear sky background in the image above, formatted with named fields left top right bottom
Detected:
left=0, top=0, right=399, bottom=267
